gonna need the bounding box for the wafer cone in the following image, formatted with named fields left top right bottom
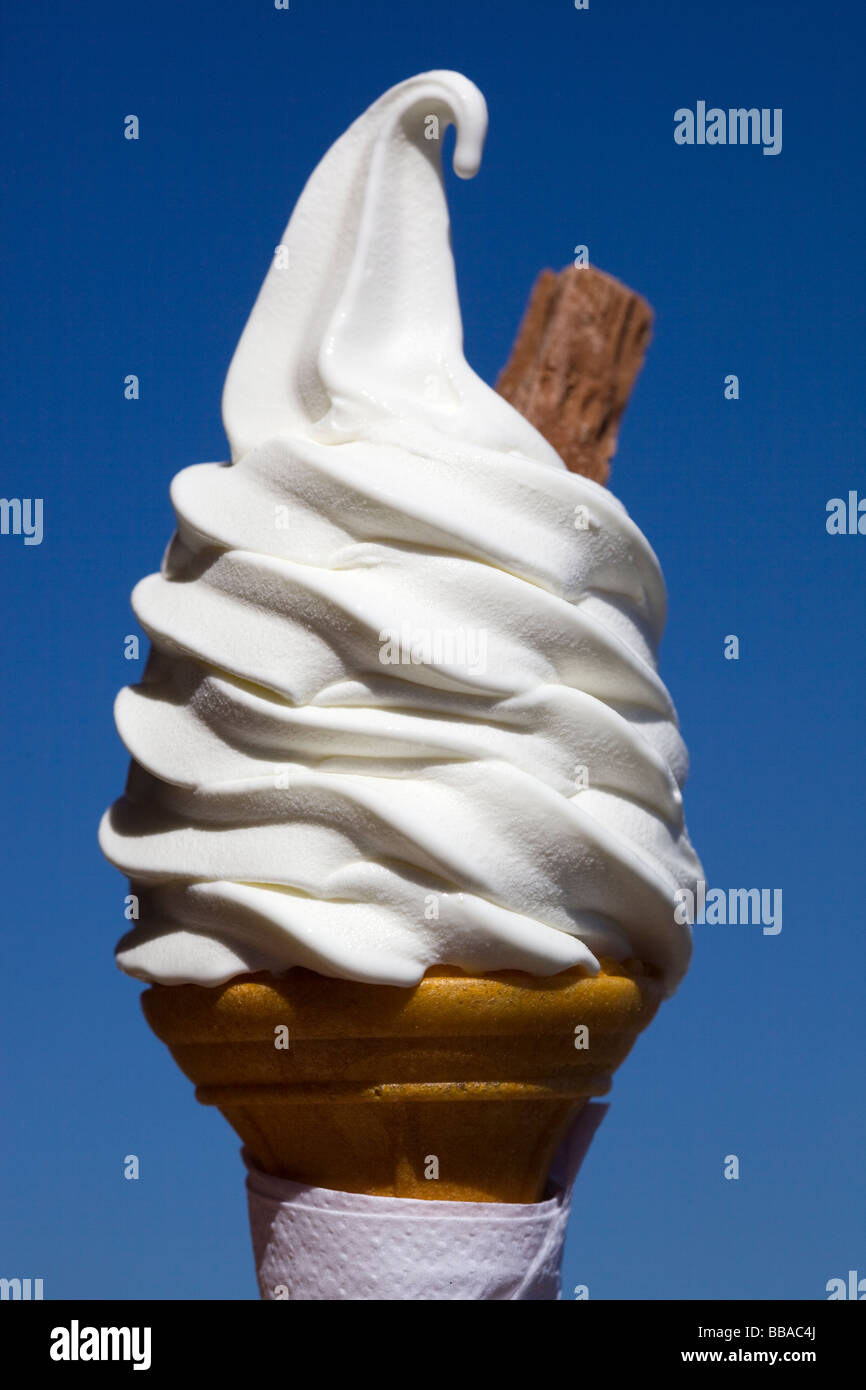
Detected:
left=142, top=959, right=663, bottom=1203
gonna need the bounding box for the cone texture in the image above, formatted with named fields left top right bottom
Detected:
left=142, top=959, right=663, bottom=1202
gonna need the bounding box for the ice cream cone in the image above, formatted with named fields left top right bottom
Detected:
left=101, top=73, right=700, bottom=1299
left=141, top=958, right=663, bottom=1203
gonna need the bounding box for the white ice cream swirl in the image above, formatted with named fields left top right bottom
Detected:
left=100, top=72, right=701, bottom=990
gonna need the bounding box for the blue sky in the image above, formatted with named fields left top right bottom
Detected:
left=1, top=0, right=864, bottom=1299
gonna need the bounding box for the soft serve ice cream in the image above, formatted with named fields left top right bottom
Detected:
left=100, top=71, right=702, bottom=992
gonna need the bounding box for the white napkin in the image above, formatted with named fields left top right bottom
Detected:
left=244, top=1102, right=607, bottom=1301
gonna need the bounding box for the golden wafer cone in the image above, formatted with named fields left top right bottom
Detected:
left=141, top=959, right=663, bottom=1203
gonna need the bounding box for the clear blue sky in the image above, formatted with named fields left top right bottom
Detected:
left=2, top=0, right=863, bottom=1300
